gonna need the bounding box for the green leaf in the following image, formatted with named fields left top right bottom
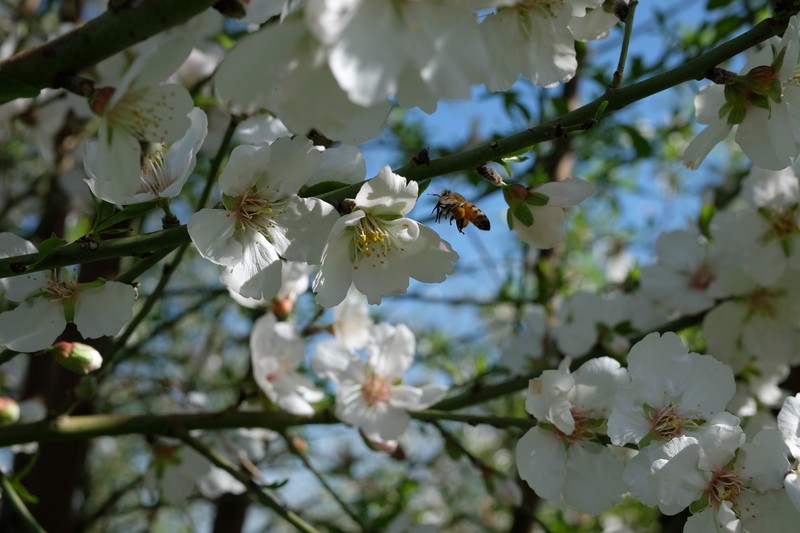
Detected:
left=525, top=192, right=549, bottom=207
left=0, top=75, right=39, bottom=105
left=95, top=202, right=156, bottom=233
left=512, top=204, right=534, bottom=227
left=14, top=453, right=38, bottom=483
left=506, top=209, right=515, bottom=231
left=10, top=479, right=38, bottom=504
left=299, top=180, right=351, bottom=198
left=27, top=235, right=67, bottom=270
left=416, top=179, right=431, bottom=197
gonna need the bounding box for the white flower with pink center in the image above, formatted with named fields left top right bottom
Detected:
left=607, top=332, right=736, bottom=448
left=312, top=322, right=447, bottom=442
left=250, top=313, right=323, bottom=416
left=0, top=235, right=135, bottom=353
left=88, top=38, right=195, bottom=201
left=516, top=356, right=629, bottom=514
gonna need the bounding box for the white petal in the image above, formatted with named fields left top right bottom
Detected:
left=279, top=197, right=338, bottom=264
left=74, top=281, right=135, bottom=338
left=355, top=166, right=419, bottom=216
left=778, top=394, right=800, bottom=458
left=562, top=442, right=626, bottom=515
left=155, top=107, right=208, bottom=199
left=187, top=209, right=241, bottom=266
left=405, top=224, right=458, bottom=284
left=313, top=215, right=361, bottom=308
left=218, top=144, right=271, bottom=197
left=367, top=323, right=415, bottom=378
left=355, top=167, right=418, bottom=216
left=682, top=119, right=733, bottom=169
left=262, top=137, right=321, bottom=197
left=535, top=177, right=594, bottom=207
left=221, top=232, right=282, bottom=300
left=89, top=122, right=142, bottom=202
left=0, top=298, right=65, bottom=352
left=0, top=234, right=45, bottom=302
left=737, top=105, right=797, bottom=171
left=515, top=427, right=567, bottom=501
left=512, top=206, right=566, bottom=249
left=312, top=339, right=362, bottom=383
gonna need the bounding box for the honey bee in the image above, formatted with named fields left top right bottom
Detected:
left=431, top=190, right=490, bottom=233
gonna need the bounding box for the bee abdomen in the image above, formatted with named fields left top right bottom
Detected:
left=473, top=212, right=490, bottom=231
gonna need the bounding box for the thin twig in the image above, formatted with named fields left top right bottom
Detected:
left=611, top=0, right=639, bottom=89
left=0, top=470, right=46, bottom=533
left=279, top=430, right=367, bottom=529
left=176, top=431, right=321, bottom=533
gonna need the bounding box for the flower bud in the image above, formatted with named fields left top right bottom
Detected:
left=271, top=298, right=294, bottom=321
left=741, top=65, right=781, bottom=99
left=0, top=397, right=20, bottom=425
left=50, top=341, right=103, bottom=374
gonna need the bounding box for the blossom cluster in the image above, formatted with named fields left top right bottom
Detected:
left=515, top=332, right=800, bottom=530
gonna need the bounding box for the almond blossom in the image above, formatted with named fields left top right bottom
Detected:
left=683, top=16, right=800, bottom=170
left=214, top=16, right=390, bottom=144
left=187, top=136, right=338, bottom=300
left=250, top=313, right=323, bottom=416
left=650, top=418, right=791, bottom=527
left=607, top=332, right=736, bottom=448
left=312, top=167, right=459, bottom=307
left=503, top=177, right=594, bottom=249
left=639, top=228, right=729, bottom=314
left=305, top=0, right=489, bottom=112
left=312, top=323, right=447, bottom=442
left=84, top=107, right=207, bottom=206
left=711, top=164, right=800, bottom=287
left=516, top=357, right=629, bottom=514
left=482, top=0, right=605, bottom=91
left=0, top=235, right=135, bottom=353
left=87, top=37, right=195, bottom=201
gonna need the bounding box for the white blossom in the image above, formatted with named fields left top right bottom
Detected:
left=188, top=136, right=338, bottom=300
left=313, top=167, right=458, bottom=307
left=312, top=323, right=447, bottom=442
left=251, top=313, right=323, bottom=416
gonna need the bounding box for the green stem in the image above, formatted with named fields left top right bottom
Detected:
left=279, top=430, right=367, bottom=528
left=0, top=470, right=46, bottom=533
left=177, top=430, right=321, bottom=533
left=0, top=410, right=339, bottom=448
left=0, top=407, right=539, bottom=449
left=610, top=0, right=639, bottom=89
left=0, top=225, right=188, bottom=279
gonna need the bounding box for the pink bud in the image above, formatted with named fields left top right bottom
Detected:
left=0, top=397, right=20, bottom=425
left=50, top=341, right=103, bottom=374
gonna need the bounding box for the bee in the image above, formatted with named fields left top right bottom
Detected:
left=431, top=190, right=490, bottom=233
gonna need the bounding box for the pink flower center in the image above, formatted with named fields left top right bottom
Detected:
left=708, top=468, right=743, bottom=506
left=768, top=208, right=797, bottom=238
left=361, top=374, right=391, bottom=405
left=745, top=287, right=775, bottom=316
left=689, top=262, right=714, bottom=291
left=650, top=404, right=687, bottom=440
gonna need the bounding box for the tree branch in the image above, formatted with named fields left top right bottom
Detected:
left=0, top=0, right=219, bottom=95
